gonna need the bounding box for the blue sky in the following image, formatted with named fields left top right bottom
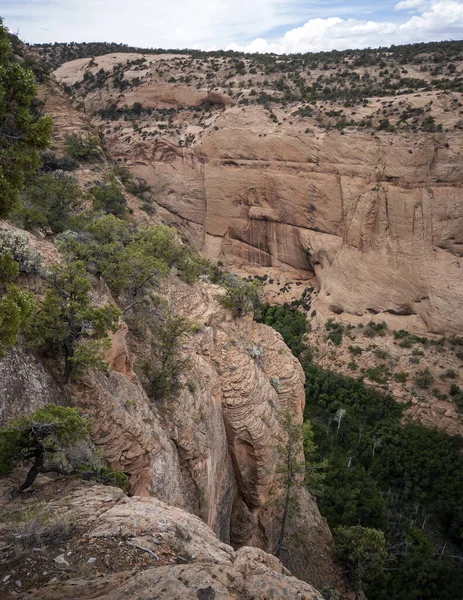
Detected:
left=1, top=0, right=462, bottom=53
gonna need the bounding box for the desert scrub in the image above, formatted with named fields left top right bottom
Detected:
left=364, top=321, right=387, bottom=338
left=64, top=132, right=102, bottom=161
left=415, top=368, right=434, bottom=389
left=0, top=230, right=42, bottom=275
left=247, top=343, right=264, bottom=361
left=365, top=364, right=391, bottom=384
left=270, top=376, right=281, bottom=392
left=348, top=345, right=363, bottom=356
left=325, top=318, right=344, bottom=346
left=393, top=372, right=409, bottom=383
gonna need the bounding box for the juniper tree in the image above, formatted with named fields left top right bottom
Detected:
left=0, top=405, right=89, bottom=498
left=0, top=284, right=35, bottom=357
left=27, top=260, right=120, bottom=383
left=274, top=405, right=305, bottom=557
left=0, top=20, right=52, bottom=217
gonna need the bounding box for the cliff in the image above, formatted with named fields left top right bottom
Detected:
left=50, top=50, right=463, bottom=336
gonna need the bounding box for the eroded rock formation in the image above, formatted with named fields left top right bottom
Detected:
left=0, top=480, right=324, bottom=599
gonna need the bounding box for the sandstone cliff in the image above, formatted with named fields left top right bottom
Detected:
left=50, top=52, right=463, bottom=336
left=0, top=224, right=344, bottom=593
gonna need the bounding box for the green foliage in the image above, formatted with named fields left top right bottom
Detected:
left=219, top=275, right=262, bottom=317
left=334, top=526, right=387, bottom=593
left=0, top=404, right=89, bottom=476
left=77, top=464, right=129, bottom=492
left=256, top=303, right=307, bottom=356
left=0, top=21, right=52, bottom=217
left=324, top=318, right=344, bottom=346
left=393, top=371, right=408, bottom=383
left=365, top=364, right=390, bottom=384
left=0, top=229, right=42, bottom=274
left=303, top=421, right=326, bottom=497
left=40, top=151, right=79, bottom=172
left=0, top=253, right=19, bottom=283
left=368, top=528, right=463, bottom=600
left=415, top=367, right=434, bottom=389
left=139, top=312, right=191, bottom=400
left=27, top=260, right=120, bottom=383
left=348, top=345, right=362, bottom=356
left=275, top=406, right=306, bottom=557
left=17, top=171, right=83, bottom=233
left=89, top=180, right=126, bottom=217
left=303, top=361, right=463, bottom=542
left=449, top=383, right=463, bottom=413
left=363, top=321, right=387, bottom=338
left=64, top=132, right=101, bottom=161
left=394, top=329, right=428, bottom=347
left=0, top=284, right=35, bottom=356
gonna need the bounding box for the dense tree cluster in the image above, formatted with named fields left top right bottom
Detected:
left=256, top=303, right=463, bottom=600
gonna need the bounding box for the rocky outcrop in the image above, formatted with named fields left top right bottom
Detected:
left=0, top=228, right=342, bottom=591
left=0, top=347, right=62, bottom=427
left=0, top=480, right=323, bottom=599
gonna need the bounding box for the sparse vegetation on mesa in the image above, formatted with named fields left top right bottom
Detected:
left=36, top=39, right=463, bottom=137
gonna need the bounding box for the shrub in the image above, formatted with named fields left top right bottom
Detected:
left=394, top=371, right=408, bottom=383
left=348, top=345, right=363, bottom=356
left=325, top=318, right=344, bottom=346
left=364, top=321, right=387, bottom=338
left=18, top=171, right=83, bottom=233
left=415, top=367, right=434, bottom=389
left=0, top=253, right=19, bottom=283
left=219, top=275, right=262, bottom=317
left=0, top=285, right=35, bottom=357
left=139, top=312, right=191, bottom=400
left=40, top=151, right=79, bottom=172
left=334, top=526, right=387, bottom=593
left=247, top=343, right=264, bottom=362
left=365, top=364, right=390, bottom=384
left=270, top=376, right=281, bottom=392
left=89, top=180, right=126, bottom=217
left=27, top=260, right=120, bottom=383
left=0, top=230, right=42, bottom=274
left=0, top=22, right=52, bottom=218
left=77, top=464, right=129, bottom=492
left=64, top=132, right=101, bottom=161
left=256, top=303, right=307, bottom=356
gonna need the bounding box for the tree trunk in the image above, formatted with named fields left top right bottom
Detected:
left=63, top=341, right=74, bottom=384
left=276, top=427, right=294, bottom=558
left=9, top=450, right=44, bottom=499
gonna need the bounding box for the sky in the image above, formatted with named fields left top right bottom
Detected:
left=1, top=0, right=463, bottom=53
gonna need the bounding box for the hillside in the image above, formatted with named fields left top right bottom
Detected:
left=40, top=40, right=463, bottom=436
left=0, top=29, right=462, bottom=600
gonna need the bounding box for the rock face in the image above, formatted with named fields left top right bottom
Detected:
left=50, top=53, right=463, bottom=334
left=0, top=228, right=342, bottom=591
left=0, top=347, right=62, bottom=427
left=138, top=114, right=463, bottom=335
left=163, top=279, right=306, bottom=549
left=0, top=480, right=323, bottom=600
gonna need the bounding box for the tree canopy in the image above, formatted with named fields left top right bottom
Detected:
left=0, top=20, right=52, bottom=218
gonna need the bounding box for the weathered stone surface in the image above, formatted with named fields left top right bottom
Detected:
left=0, top=346, right=62, bottom=427
left=3, top=482, right=323, bottom=600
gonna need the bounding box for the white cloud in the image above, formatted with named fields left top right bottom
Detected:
left=0, top=0, right=310, bottom=48
left=1, top=0, right=462, bottom=53
left=228, top=1, right=463, bottom=53
left=394, top=0, right=428, bottom=11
